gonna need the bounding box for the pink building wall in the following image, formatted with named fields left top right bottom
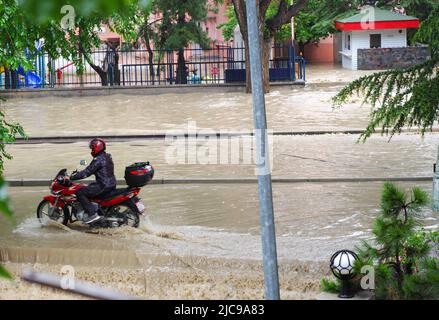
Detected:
left=304, top=35, right=341, bottom=64
left=203, top=1, right=230, bottom=45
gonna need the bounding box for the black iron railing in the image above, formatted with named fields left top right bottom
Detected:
left=0, top=44, right=305, bottom=89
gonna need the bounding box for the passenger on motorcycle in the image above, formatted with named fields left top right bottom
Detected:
left=70, top=138, right=117, bottom=224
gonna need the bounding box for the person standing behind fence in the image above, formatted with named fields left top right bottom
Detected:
left=103, top=43, right=117, bottom=85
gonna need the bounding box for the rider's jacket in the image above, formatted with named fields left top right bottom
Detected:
left=71, top=152, right=117, bottom=189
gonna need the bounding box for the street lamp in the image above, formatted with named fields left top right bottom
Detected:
left=330, top=249, right=358, bottom=298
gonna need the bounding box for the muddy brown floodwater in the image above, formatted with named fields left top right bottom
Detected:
left=3, top=134, right=438, bottom=180
left=3, top=86, right=371, bottom=136
left=1, top=82, right=438, bottom=299
left=0, top=182, right=437, bottom=299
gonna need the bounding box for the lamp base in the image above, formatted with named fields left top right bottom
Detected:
left=338, top=293, right=355, bottom=299
left=316, top=291, right=374, bottom=300
left=338, top=280, right=353, bottom=299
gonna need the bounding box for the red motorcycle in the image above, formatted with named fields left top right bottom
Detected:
left=37, top=162, right=154, bottom=228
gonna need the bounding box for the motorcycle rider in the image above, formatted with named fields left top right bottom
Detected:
left=70, top=138, right=117, bottom=224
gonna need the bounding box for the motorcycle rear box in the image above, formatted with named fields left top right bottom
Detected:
left=124, top=162, right=154, bottom=187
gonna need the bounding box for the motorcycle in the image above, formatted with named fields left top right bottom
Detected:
left=37, top=161, right=154, bottom=228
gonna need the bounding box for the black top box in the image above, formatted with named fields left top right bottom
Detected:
left=124, top=162, right=154, bottom=187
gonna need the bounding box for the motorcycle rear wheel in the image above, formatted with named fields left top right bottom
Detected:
left=37, top=200, right=69, bottom=226
left=110, top=203, right=139, bottom=228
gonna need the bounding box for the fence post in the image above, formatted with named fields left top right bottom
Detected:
left=245, top=0, right=280, bottom=300
left=288, top=45, right=294, bottom=81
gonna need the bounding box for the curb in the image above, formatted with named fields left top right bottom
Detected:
left=10, top=128, right=439, bottom=144
left=0, top=81, right=305, bottom=99
left=6, top=176, right=433, bottom=187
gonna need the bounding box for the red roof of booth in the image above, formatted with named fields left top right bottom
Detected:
left=335, top=6, right=419, bottom=31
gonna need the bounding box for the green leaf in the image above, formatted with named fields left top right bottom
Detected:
left=0, top=264, right=13, bottom=279
left=0, top=177, right=14, bottom=223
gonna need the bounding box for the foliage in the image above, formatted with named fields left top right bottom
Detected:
left=320, top=277, right=340, bottom=293
left=219, top=1, right=360, bottom=46
left=294, top=0, right=360, bottom=45
left=0, top=176, right=14, bottom=279
left=0, top=0, right=40, bottom=71
left=0, top=96, right=22, bottom=279
left=321, top=183, right=437, bottom=299
left=403, top=257, right=439, bottom=300
left=17, top=0, right=147, bottom=23
left=218, top=5, right=237, bottom=42
left=332, top=4, right=439, bottom=141
left=356, top=183, right=437, bottom=299
left=0, top=99, right=27, bottom=175
left=399, top=0, right=438, bottom=22
left=154, top=0, right=210, bottom=51
left=1, top=0, right=111, bottom=81
left=219, top=1, right=298, bottom=43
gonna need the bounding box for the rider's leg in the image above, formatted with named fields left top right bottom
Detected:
left=76, top=183, right=104, bottom=223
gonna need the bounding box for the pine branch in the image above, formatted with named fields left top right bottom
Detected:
left=333, top=57, right=439, bottom=142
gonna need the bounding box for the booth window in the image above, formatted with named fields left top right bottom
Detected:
left=345, top=33, right=351, bottom=50
left=370, top=34, right=382, bottom=48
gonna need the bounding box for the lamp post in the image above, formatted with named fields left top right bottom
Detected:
left=330, top=249, right=358, bottom=298
left=433, top=146, right=439, bottom=211
left=245, top=0, right=280, bottom=300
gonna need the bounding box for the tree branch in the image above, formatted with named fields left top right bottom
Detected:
left=266, top=0, right=310, bottom=32
left=231, top=0, right=248, bottom=41
left=259, top=0, right=271, bottom=17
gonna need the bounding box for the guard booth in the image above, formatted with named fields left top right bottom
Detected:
left=335, top=6, right=428, bottom=70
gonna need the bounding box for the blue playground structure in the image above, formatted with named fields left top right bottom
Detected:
left=17, top=65, right=42, bottom=88
left=0, top=43, right=45, bottom=89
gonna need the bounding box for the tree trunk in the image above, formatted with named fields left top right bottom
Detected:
left=262, top=38, right=272, bottom=93
left=234, top=0, right=271, bottom=93
left=93, top=65, right=108, bottom=86
left=243, top=36, right=252, bottom=93
left=243, top=36, right=271, bottom=94
left=79, top=46, right=108, bottom=86
left=232, top=0, right=310, bottom=93
left=232, top=0, right=252, bottom=93
left=146, top=42, right=155, bottom=85
left=143, top=31, right=155, bottom=85
left=85, top=56, right=107, bottom=86
left=176, top=49, right=187, bottom=84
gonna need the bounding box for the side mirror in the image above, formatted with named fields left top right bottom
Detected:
left=80, top=160, right=87, bottom=166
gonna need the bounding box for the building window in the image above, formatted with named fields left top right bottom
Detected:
left=370, top=34, right=381, bottom=48
left=345, top=33, right=351, bottom=50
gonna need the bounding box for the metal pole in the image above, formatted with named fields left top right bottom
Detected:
left=291, top=17, right=295, bottom=43
left=245, top=0, right=280, bottom=300
left=433, top=146, right=439, bottom=211
left=22, top=269, right=139, bottom=300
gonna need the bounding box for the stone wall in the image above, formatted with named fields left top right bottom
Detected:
left=357, top=47, right=430, bottom=70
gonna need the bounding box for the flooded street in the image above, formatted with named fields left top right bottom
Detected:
left=1, top=182, right=437, bottom=299
left=3, top=86, right=371, bottom=136
left=3, top=133, right=438, bottom=180
left=1, top=78, right=438, bottom=299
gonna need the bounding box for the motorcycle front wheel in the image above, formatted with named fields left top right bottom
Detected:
left=37, top=200, right=69, bottom=225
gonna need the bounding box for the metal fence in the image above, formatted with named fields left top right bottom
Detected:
left=0, top=44, right=305, bottom=89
